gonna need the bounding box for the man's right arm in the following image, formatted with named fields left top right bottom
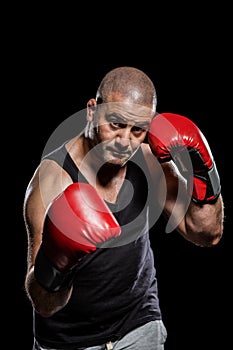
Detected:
left=23, top=160, right=121, bottom=318
left=23, top=160, right=74, bottom=317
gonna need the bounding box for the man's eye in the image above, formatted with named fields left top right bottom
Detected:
left=111, top=122, right=126, bottom=128
left=132, top=125, right=146, bottom=133
left=132, top=126, right=142, bottom=132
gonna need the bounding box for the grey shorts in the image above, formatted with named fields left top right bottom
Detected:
left=33, top=319, right=167, bottom=350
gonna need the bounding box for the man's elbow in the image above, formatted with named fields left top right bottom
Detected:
left=192, top=224, right=223, bottom=247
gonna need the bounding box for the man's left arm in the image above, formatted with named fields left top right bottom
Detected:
left=147, top=112, right=224, bottom=246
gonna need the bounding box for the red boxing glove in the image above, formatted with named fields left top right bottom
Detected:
left=148, top=113, right=221, bottom=204
left=34, top=182, right=121, bottom=291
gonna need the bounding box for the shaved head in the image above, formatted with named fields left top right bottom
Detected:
left=96, top=66, right=157, bottom=111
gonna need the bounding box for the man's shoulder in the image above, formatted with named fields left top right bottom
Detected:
left=140, top=142, right=152, bottom=159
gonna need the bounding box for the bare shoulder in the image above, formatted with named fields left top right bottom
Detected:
left=141, top=143, right=163, bottom=182
left=141, top=143, right=182, bottom=176
left=141, top=142, right=155, bottom=162
left=24, top=158, right=73, bottom=214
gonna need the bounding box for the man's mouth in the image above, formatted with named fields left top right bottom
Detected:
left=111, top=151, right=130, bottom=159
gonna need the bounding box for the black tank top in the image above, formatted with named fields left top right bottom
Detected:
left=34, top=142, right=162, bottom=349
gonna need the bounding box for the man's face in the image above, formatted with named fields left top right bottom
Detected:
left=90, top=99, right=155, bottom=166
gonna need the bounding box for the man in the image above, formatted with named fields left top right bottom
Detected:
left=23, top=66, right=224, bottom=349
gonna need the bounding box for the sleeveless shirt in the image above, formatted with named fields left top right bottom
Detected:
left=34, top=142, right=162, bottom=349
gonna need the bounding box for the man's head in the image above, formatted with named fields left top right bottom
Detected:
left=95, top=66, right=157, bottom=111
left=85, top=67, right=157, bottom=166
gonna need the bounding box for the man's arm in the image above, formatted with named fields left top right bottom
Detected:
left=23, top=159, right=121, bottom=318
left=145, top=113, right=224, bottom=246
left=23, top=160, right=73, bottom=317
left=158, top=160, right=223, bottom=246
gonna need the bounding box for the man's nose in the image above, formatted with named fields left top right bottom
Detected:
left=115, top=127, right=131, bottom=149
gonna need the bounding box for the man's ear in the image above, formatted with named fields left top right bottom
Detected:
left=87, top=98, right=97, bottom=121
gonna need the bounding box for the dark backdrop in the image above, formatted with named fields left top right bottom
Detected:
left=12, top=9, right=231, bottom=350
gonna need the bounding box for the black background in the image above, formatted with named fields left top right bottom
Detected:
left=10, top=5, right=231, bottom=350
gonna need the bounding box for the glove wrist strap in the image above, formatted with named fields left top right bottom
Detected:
left=191, top=162, right=221, bottom=204
left=34, top=246, right=75, bottom=292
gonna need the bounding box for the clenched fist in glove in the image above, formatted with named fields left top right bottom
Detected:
left=148, top=113, right=221, bottom=204
left=34, top=182, right=121, bottom=292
